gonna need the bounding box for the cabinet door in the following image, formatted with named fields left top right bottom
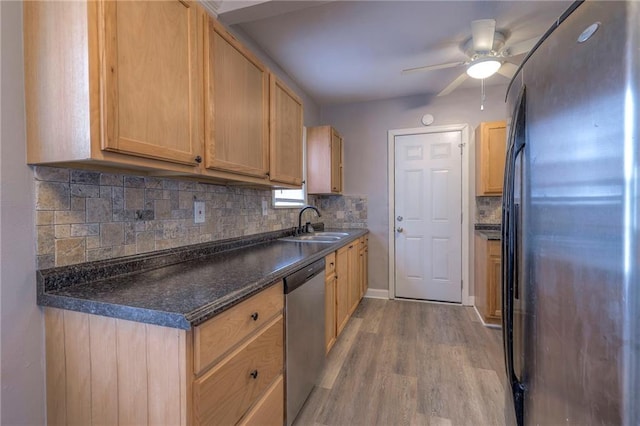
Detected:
left=325, top=273, right=337, bottom=354
left=205, top=18, right=269, bottom=178
left=488, top=243, right=502, bottom=320
left=330, top=129, right=343, bottom=193
left=348, top=243, right=360, bottom=315
left=335, top=247, right=350, bottom=336
left=101, top=1, right=202, bottom=166
left=476, top=121, right=506, bottom=195
left=359, top=237, right=368, bottom=300
left=269, top=75, right=303, bottom=185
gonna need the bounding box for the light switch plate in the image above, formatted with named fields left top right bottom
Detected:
left=262, top=199, right=268, bottom=216
left=194, top=201, right=205, bottom=223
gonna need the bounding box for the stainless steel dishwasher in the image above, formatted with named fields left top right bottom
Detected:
left=284, top=258, right=326, bottom=426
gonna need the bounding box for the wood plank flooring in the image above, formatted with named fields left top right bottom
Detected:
left=294, top=298, right=505, bottom=426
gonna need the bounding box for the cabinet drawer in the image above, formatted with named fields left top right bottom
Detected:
left=194, top=281, right=283, bottom=375
left=325, top=252, right=336, bottom=277
left=238, top=375, right=284, bottom=426
left=194, top=315, right=284, bottom=426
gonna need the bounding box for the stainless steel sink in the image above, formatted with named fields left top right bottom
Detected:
left=311, top=232, right=349, bottom=237
left=279, top=232, right=350, bottom=243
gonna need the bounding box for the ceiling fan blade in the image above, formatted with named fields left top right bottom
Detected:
left=471, top=19, right=496, bottom=52
left=437, top=72, right=469, bottom=97
left=497, top=62, right=518, bottom=79
left=402, top=61, right=466, bottom=74
left=505, top=36, right=540, bottom=56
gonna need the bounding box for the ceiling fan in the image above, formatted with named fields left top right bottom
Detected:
left=403, top=19, right=540, bottom=97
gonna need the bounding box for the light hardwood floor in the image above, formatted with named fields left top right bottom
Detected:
left=294, top=298, right=505, bottom=426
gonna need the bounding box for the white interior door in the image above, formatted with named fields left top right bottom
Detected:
left=394, top=130, right=462, bottom=302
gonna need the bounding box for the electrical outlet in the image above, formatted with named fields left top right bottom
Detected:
left=194, top=201, right=205, bottom=223
left=262, top=199, right=268, bottom=216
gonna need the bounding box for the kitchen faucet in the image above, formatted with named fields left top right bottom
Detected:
left=297, top=205, right=321, bottom=235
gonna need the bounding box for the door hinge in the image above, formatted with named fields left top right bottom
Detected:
left=458, top=142, right=465, bottom=155
left=461, top=212, right=463, bottom=224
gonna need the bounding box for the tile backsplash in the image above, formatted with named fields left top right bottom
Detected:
left=312, top=195, right=368, bottom=229
left=34, top=166, right=368, bottom=268
left=475, top=196, right=502, bottom=224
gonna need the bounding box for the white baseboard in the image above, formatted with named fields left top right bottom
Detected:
left=473, top=304, right=501, bottom=329
left=364, top=288, right=389, bottom=299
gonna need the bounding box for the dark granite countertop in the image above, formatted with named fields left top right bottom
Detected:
left=475, top=223, right=501, bottom=240
left=37, top=228, right=368, bottom=330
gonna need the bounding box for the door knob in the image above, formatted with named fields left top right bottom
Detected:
left=397, top=216, right=403, bottom=222
left=397, top=227, right=403, bottom=233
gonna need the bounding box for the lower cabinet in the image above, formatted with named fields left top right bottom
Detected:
left=44, top=281, right=285, bottom=425
left=324, top=252, right=337, bottom=354
left=326, top=234, right=369, bottom=354
left=474, top=235, right=502, bottom=325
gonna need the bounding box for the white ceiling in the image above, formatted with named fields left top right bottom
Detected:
left=216, top=1, right=572, bottom=106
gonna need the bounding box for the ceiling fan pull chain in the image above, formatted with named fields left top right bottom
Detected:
left=480, top=78, right=486, bottom=110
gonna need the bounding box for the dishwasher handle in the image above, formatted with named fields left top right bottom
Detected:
left=283, top=258, right=326, bottom=294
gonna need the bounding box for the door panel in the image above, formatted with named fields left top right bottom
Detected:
left=102, top=1, right=201, bottom=166
left=395, top=131, right=462, bottom=302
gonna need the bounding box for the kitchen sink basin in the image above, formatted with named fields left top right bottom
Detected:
left=311, top=232, right=349, bottom=237
left=279, top=232, right=350, bottom=243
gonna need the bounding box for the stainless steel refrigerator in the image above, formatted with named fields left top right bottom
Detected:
left=502, top=1, right=639, bottom=424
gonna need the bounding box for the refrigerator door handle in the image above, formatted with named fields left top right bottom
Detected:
left=502, top=86, right=526, bottom=426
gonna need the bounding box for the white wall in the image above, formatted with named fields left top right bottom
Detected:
left=321, top=85, right=508, bottom=293
left=0, top=1, right=46, bottom=423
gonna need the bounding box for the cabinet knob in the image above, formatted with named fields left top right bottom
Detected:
left=250, top=370, right=259, bottom=379
left=194, top=156, right=202, bottom=164
left=251, top=312, right=259, bottom=321
left=265, top=172, right=270, bottom=177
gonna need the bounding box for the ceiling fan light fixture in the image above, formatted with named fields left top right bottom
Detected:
left=466, top=57, right=502, bottom=79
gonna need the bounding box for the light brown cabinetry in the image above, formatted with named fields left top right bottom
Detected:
left=43, top=282, right=284, bottom=425
left=347, top=241, right=360, bottom=315
left=24, top=1, right=302, bottom=189
left=307, top=126, right=343, bottom=194
left=269, top=75, right=304, bottom=185
left=25, top=0, right=204, bottom=172
left=359, top=236, right=369, bottom=299
left=325, top=252, right=337, bottom=354
left=204, top=18, right=269, bottom=179
left=474, top=235, right=502, bottom=325
left=335, top=245, right=350, bottom=336
left=475, top=121, right=507, bottom=195
left=326, top=234, right=368, bottom=354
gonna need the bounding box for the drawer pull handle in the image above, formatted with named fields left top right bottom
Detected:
left=250, top=370, right=259, bottom=379
left=251, top=312, right=259, bottom=321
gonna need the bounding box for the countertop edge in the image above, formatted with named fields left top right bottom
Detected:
left=38, top=228, right=369, bottom=329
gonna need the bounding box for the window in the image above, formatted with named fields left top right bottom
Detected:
left=273, top=187, right=306, bottom=208
left=273, top=127, right=307, bottom=208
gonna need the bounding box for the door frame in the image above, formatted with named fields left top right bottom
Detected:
left=387, top=124, right=472, bottom=305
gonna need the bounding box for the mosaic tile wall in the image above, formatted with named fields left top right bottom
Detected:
left=475, top=196, right=502, bottom=224
left=311, top=195, right=368, bottom=229
left=34, top=166, right=367, bottom=268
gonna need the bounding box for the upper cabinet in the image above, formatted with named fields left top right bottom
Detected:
left=24, top=1, right=204, bottom=172
left=101, top=1, right=202, bottom=166
left=204, top=18, right=270, bottom=179
left=269, top=75, right=304, bottom=186
left=475, top=121, right=507, bottom=195
left=307, top=126, right=343, bottom=194
left=24, top=1, right=303, bottom=189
